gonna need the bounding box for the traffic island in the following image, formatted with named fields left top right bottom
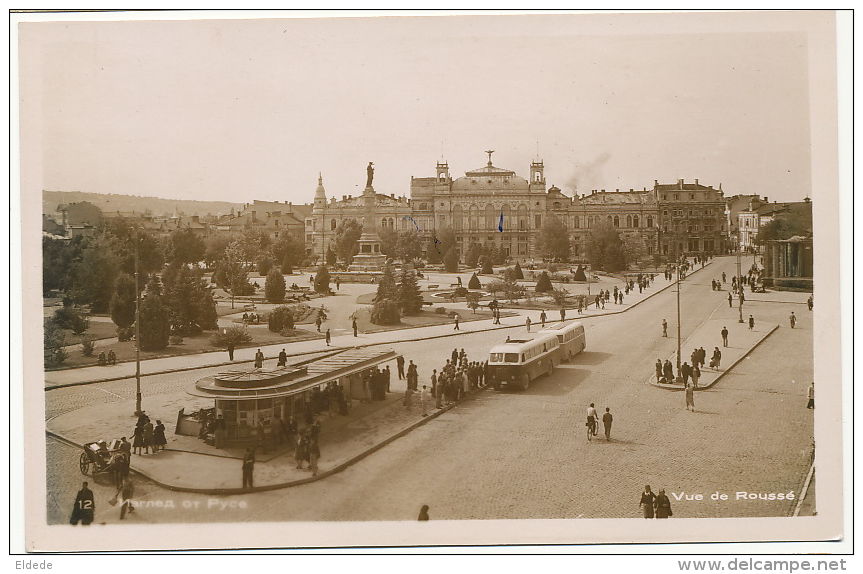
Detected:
left=647, top=320, right=779, bottom=391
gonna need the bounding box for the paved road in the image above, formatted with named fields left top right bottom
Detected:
left=45, top=257, right=814, bottom=524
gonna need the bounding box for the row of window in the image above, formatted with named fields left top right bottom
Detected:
left=663, top=209, right=718, bottom=217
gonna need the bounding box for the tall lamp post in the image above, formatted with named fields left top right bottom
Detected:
left=676, top=261, right=682, bottom=372
left=134, top=229, right=143, bottom=416
left=736, top=231, right=744, bottom=323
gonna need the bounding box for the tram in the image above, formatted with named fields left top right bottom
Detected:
left=538, top=321, right=586, bottom=361
left=487, top=333, right=560, bottom=391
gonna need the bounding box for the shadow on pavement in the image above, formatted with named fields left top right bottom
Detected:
left=516, top=368, right=591, bottom=396
left=570, top=351, right=612, bottom=366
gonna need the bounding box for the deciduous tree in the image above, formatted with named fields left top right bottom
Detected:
left=536, top=215, right=571, bottom=261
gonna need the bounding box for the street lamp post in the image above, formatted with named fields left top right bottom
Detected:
left=134, top=229, right=143, bottom=416
left=676, top=262, right=682, bottom=372
left=736, top=231, right=744, bottom=323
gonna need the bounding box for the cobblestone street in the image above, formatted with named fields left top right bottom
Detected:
left=44, top=257, right=815, bottom=525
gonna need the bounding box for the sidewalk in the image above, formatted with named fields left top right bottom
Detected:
left=48, top=370, right=460, bottom=493
left=44, top=260, right=716, bottom=389
left=646, top=317, right=779, bottom=390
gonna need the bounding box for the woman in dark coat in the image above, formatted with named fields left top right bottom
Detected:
left=131, top=425, right=143, bottom=455
left=639, top=485, right=655, bottom=519
left=153, top=420, right=167, bottom=452
left=418, top=505, right=430, bottom=521
left=654, top=489, right=673, bottom=518
left=142, top=421, right=154, bottom=455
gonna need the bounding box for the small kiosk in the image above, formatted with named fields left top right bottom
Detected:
left=185, top=348, right=399, bottom=446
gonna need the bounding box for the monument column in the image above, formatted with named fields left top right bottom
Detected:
left=348, top=162, right=387, bottom=272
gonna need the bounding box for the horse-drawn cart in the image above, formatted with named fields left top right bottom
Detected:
left=79, top=440, right=128, bottom=477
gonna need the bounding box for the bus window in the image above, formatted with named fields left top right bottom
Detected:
left=490, top=353, right=503, bottom=362
left=504, top=353, right=520, bottom=363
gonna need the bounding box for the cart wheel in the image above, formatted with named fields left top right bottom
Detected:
left=79, top=452, right=90, bottom=475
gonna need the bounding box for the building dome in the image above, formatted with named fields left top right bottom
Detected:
left=314, top=173, right=327, bottom=201
left=451, top=162, right=530, bottom=192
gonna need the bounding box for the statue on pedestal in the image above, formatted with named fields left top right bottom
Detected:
left=366, top=162, right=374, bottom=188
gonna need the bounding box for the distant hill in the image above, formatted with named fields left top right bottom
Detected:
left=43, top=190, right=244, bottom=218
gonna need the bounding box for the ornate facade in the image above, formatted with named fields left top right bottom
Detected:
left=306, top=154, right=727, bottom=263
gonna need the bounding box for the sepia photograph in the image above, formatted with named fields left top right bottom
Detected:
left=12, top=9, right=849, bottom=554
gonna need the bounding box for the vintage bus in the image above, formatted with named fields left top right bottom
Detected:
left=487, top=333, right=560, bottom=391
left=538, top=321, right=586, bottom=361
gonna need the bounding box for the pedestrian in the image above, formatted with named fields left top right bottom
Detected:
left=116, top=476, right=136, bottom=520
left=70, top=481, right=96, bottom=526
left=806, top=382, right=814, bottom=409
left=655, top=359, right=663, bottom=383
left=295, top=433, right=309, bottom=469
left=418, top=505, right=430, bottom=521
left=352, top=317, right=358, bottom=337
left=586, top=403, right=599, bottom=437
left=540, top=310, right=547, bottom=327
left=242, top=448, right=255, bottom=489
left=654, top=489, right=673, bottom=518
left=308, top=437, right=320, bottom=477
left=385, top=365, right=391, bottom=392
left=453, top=314, right=460, bottom=330
left=430, top=369, right=437, bottom=397
left=691, top=364, right=700, bottom=388
left=420, top=385, right=430, bottom=416
left=254, top=348, right=264, bottom=369
left=277, top=348, right=287, bottom=367
left=525, top=316, right=532, bottom=332
left=560, top=307, right=566, bottom=321
left=710, top=347, right=721, bottom=369
left=663, top=359, right=674, bottom=382
left=685, top=383, right=695, bottom=411
left=325, top=328, right=331, bottom=346
left=728, top=292, right=733, bottom=308
left=680, top=362, right=691, bottom=385
left=639, top=486, right=655, bottom=519
left=408, top=361, right=418, bottom=390
left=748, top=315, right=755, bottom=330
left=722, top=271, right=726, bottom=283
left=131, top=425, right=143, bottom=455
left=619, top=292, right=624, bottom=305
left=335, top=277, right=340, bottom=291
left=807, top=295, right=813, bottom=311
left=721, top=326, right=729, bottom=347
left=397, top=355, right=406, bottom=380
left=227, top=342, right=235, bottom=361
left=315, top=315, right=322, bottom=332
left=153, top=420, right=167, bottom=452
left=602, top=407, right=613, bottom=440
left=698, top=347, right=706, bottom=368
left=790, top=312, right=796, bottom=329
left=142, top=420, right=154, bottom=455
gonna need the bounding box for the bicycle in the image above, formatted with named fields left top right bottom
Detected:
left=586, top=418, right=596, bottom=442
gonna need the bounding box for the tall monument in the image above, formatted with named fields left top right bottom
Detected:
left=348, top=162, right=387, bottom=272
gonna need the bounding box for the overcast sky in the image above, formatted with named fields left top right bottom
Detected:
left=20, top=12, right=826, bottom=204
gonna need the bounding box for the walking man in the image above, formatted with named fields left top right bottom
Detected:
left=315, top=315, right=322, bottom=332
left=655, top=359, right=663, bottom=383
left=227, top=342, right=235, bottom=361
left=397, top=355, right=406, bottom=380
left=242, top=448, right=255, bottom=489
left=721, top=326, right=729, bottom=347
left=254, top=349, right=264, bottom=369
left=685, top=383, right=695, bottom=412
left=277, top=348, right=287, bottom=367
left=453, top=314, right=460, bottom=330
left=352, top=317, right=358, bottom=337
left=540, top=310, right=546, bottom=328
left=728, top=292, right=733, bottom=308
left=806, top=382, right=814, bottom=409
left=711, top=347, right=722, bottom=370
left=560, top=307, right=566, bottom=321
left=325, top=328, right=331, bottom=346
left=525, top=316, right=532, bottom=332
left=748, top=314, right=755, bottom=330
left=640, top=486, right=656, bottom=519
left=807, top=295, right=813, bottom=311
left=420, top=385, right=430, bottom=416
left=586, top=403, right=599, bottom=437
left=602, top=407, right=613, bottom=440
left=70, top=481, right=95, bottom=525
left=790, top=312, right=797, bottom=329
left=662, top=319, right=668, bottom=337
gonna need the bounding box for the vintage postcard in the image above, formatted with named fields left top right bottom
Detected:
left=13, top=10, right=848, bottom=552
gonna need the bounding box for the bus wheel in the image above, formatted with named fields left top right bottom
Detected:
left=521, top=375, right=530, bottom=391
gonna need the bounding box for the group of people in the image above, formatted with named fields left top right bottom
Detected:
left=131, top=412, right=167, bottom=456
left=640, top=485, right=673, bottom=519
left=407, top=348, right=489, bottom=416
left=585, top=402, right=614, bottom=440
left=97, top=349, right=117, bottom=366
left=242, top=311, right=261, bottom=325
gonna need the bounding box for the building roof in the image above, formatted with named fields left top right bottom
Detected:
left=577, top=191, right=656, bottom=206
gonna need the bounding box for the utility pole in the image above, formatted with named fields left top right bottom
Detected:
left=676, top=262, right=682, bottom=372
left=737, top=231, right=744, bottom=323
left=134, top=228, right=143, bottom=416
